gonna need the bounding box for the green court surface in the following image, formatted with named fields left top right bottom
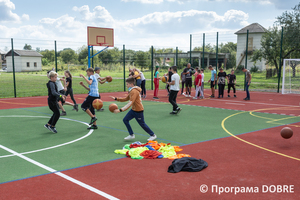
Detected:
left=0, top=101, right=299, bottom=184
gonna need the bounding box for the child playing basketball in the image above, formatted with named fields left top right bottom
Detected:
left=167, top=66, right=182, bottom=115
left=47, top=70, right=76, bottom=115
left=44, top=71, right=66, bottom=133
left=110, top=77, right=157, bottom=141
left=94, top=67, right=107, bottom=111
left=79, top=68, right=100, bottom=130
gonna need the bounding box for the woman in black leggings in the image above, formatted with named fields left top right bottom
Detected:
left=64, top=70, right=78, bottom=111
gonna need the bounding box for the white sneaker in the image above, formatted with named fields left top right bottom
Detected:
left=147, top=134, right=157, bottom=141
left=124, top=134, right=135, bottom=140
left=193, top=97, right=198, bottom=99
left=185, top=94, right=189, bottom=97
left=188, top=95, right=191, bottom=97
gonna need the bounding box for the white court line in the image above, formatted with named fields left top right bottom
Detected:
left=0, top=116, right=92, bottom=158
left=225, top=102, right=245, bottom=106
left=0, top=144, right=119, bottom=200
left=209, top=98, right=299, bottom=108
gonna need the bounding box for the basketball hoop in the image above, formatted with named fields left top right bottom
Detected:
left=87, top=27, right=114, bottom=47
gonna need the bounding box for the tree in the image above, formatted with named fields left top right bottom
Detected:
left=134, top=51, right=150, bottom=70
left=251, top=26, right=281, bottom=73
left=40, top=49, right=55, bottom=62
left=78, top=46, right=88, bottom=64
left=252, top=2, right=300, bottom=76
left=23, top=44, right=32, bottom=50
left=219, top=42, right=237, bottom=68
left=59, top=48, right=77, bottom=64
left=98, top=47, right=121, bottom=64
left=193, top=44, right=215, bottom=53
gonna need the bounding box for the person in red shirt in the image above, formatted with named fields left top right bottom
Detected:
left=193, top=69, right=202, bottom=100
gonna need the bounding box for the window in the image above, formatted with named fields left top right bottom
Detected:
left=34, top=62, right=37, bottom=67
left=248, top=37, right=253, bottom=51
left=27, top=62, right=30, bottom=67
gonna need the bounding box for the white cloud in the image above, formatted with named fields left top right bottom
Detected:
left=121, top=0, right=189, bottom=4
left=0, top=4, right=249, bottom=51
left=121, top=0, right=295, bottom=8
left=22, top=14, right=29, bottom=21
left=0, top=0, right=31, bottom=23
left=119, top=9, right=248, bottom=33
left=0, top=0, right=21, bottom=22
left=72, top=5, right=114, bottom=25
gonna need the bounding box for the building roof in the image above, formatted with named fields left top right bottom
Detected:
left=5, top=49, right=43, bottom=57
left=234, top=23, right=267, bottom=34
left=0, top=50, right=7, bottom=54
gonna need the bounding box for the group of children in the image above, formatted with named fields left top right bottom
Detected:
left=45, top=64, right=249, bottom=141
left=154, top=63, right=238, bottom=100
left=45, top=67, right=159, bottom=142
left=208, top=65, right=238, bottom=98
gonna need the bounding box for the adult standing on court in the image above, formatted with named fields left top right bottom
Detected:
left=167, top=66, right=182, bottom=115
left=200, top=69, right=205, bottom=99
left=208, top=65, right=217, bottom=98
left=180, top=71, right=187, bottom=95
left=242, top=67, right=252, bottom=100
left=165, top=67, right=173, bottom=96
left=136, top=68, right=146, bottom=98
left=64, top=70, right=78, bottom=111
left=183, top=63, right=194, bottom=97
left=153, top=66, right=160, bottom=99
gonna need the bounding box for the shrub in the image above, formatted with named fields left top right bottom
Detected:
left=250, top=66, right=259, bottom=73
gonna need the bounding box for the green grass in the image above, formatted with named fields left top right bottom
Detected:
left=0, top=69, right=288, bottom=98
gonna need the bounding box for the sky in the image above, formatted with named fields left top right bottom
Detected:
left=0, top=0, right=299, bottom=51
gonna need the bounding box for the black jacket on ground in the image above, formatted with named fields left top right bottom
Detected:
left=168, top=157, right=208, bottom=173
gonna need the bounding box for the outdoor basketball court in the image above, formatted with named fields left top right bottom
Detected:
left=0, top=89, right=299, bottom=200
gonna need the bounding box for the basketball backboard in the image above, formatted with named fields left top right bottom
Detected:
left=87, top=26, right=114, bottom=47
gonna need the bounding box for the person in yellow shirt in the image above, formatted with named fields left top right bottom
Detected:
left=133, top=68, right=141, bottom=87
left=110, top=77, right=157, bottom=141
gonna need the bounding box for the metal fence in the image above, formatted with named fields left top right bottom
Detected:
left=0, top=28, right=288, bottom=98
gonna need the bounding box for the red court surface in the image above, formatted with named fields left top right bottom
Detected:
left=1, top=89, right=299, bottom=116
left=0, top=89, right=299, bottom=200
left=1, top=125, right=299, bottom=200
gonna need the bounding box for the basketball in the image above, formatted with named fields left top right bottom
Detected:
left=161, top=76, right=168, bottom=83
left=92, top=99, right=103, bottom=110
left=106, top=76, right=112, bottom=82
left=280, top=127, right=293, bottom=139
left=109, top=103, right=118, bottom=113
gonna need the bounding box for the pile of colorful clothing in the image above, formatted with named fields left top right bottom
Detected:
left=114, top=140, right=191, bottom=160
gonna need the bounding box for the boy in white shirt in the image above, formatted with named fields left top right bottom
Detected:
left=167, top=66, right=182, bottom=115
left=94, top=67, right=107, bottom=111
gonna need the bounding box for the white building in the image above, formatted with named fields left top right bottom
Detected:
left=0, top=49, right=6, bottom=69
left=5, top=50, right=43, bottom=72
left=235, top=23, right=267, bottom=70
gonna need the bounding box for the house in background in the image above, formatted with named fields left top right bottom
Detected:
left=235, top=23, right=267, bottom=71
left=0, top=49, right=6, bottom=69
left=5, top=50, right=43, bottom=72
